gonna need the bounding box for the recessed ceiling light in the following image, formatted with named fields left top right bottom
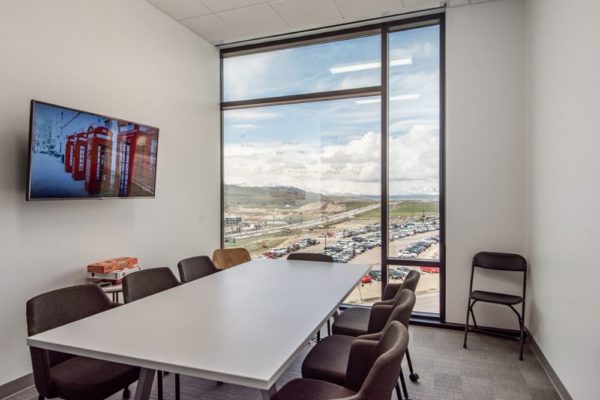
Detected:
left=330, top=57, right=412, bottom=74
left=356, top=93, right=420, bottom=105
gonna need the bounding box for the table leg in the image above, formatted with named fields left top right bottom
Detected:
left=134, top=368, right=156, bottom=400
left=260, top=385, right=277, bottom=400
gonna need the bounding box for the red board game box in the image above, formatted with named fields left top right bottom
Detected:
left=87, top=257, right=138, bottom=273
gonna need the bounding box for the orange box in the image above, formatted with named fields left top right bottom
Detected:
left=87, top=257, right=138, bottom=273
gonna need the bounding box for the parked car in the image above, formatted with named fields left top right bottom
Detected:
left=389, top=268, right=407, bottom=280
left=270, top=248, right=287, bottom=257
left=398, top=251, right=418, bottom=258
left=420, top=266, right=439, bottom=274
left=368, top=270, right=382, bottom=281
left=361, top=275, right=372, bottom=284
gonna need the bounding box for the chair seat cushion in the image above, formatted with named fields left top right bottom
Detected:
left=272, top=378, right=356, bottom=400
left=52, top=356, right=139, bottom=400
left=471, top=290, right=523, bottom=305
left=302, top=335, right=354, bottom=386
left=332, top=307, right=370, bottom=337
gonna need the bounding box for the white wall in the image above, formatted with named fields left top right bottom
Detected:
left=525, top=0, right=600, bottom=398
left=0, top=0, right=220, bottom=386
left=445, top=0, right=527, bottom=327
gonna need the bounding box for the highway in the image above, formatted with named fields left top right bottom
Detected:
left=226, top=203, right=381, bottom=240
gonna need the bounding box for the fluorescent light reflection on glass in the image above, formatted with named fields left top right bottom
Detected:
left=330, top=57, right=412, bottom=74
left=355, top=93, right=420, bottom=105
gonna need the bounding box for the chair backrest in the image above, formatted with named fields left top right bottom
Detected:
left=387, top=289, right=416, bottom=329
left=212, top=248, right=251, bottom=269
left=26, top=284, right=114, bottom=395
left=365, top=289, right=416, bottom=338
left=177, top=256, right=218, bottom=283
left=400, top=269, right=421, bottom=292
left=473, top=252, right=527, bottom=272
left=383, top=269, right=421, bottom=301
left=122, top=267, right=179, bottom=303
left=344, top=321, right=409, bottom=400
left=287, top=252, right=334, bottom=262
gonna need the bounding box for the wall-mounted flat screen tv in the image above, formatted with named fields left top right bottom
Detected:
left=27, top=100, right=159, bottom=200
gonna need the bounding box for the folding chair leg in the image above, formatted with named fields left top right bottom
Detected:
left=175, top=373, right=181, bottom=400
left=405, top=348, right=419, bottom=382
left=470, top=305, right=479, bottom=329
left=399, top=367, right=410, bottom=400
left=316, top=330, right=321, bottom=342
left=157, top=371, right=163, bottom=400
left=463, top=300, right=471, bottom=349
left=519, top=317, right=525, bottom=361
left=395, top=382, right=402, bottom=400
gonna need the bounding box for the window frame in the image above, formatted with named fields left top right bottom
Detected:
left=220, top=14, right=446, bottom=322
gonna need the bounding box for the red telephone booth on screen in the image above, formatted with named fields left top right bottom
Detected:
left=64, top=134, right=75, bottom=173
left=116, top=123, right=158, bottom=196
left=71, top=132, right=88, bottom=181
left=85, top=126, right=113, bottom=194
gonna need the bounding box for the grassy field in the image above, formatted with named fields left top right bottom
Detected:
left=356, top=200, right=439, bottom=219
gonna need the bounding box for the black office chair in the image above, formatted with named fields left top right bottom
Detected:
left=302, top=289, right=416, bottom=400
left=27, top=284, right=139, bottom=400
left=177, top=255, right=219, bottom=283
left=287, top=252, right=334, bottom=340
left=332, top=269, right=421, bottom=385
left=123, top=268, right=181, bottom=400
left=273, top=321, right=409, bottom=400
left=463, top=251, right=528, bottom=360
left=287, top=252, right=334, bottom=263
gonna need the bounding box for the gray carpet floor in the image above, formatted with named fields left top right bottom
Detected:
left=6, top=326, right=560, bottom=400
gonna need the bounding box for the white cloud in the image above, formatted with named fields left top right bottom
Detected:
left=224, top=124, right=439, bottom=197
left=231, top=124, right=259, bottom=130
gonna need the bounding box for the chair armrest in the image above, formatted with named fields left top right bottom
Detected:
left=367, top=304, right=393, bottom=333
left=357, top=331, right=382, bottom=341
left=345, top=339, right=378, bottom=392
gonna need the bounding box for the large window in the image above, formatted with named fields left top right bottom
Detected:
left=222, top=16, right=444, bottom=315
left=387, top=24, right=442, bottom=314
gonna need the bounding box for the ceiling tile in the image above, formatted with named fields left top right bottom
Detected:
left=217, top=4, right=290, bottom=39
left=333, top=0, right=409, bottom=20
left=403, top=0, right=444, bottom=10
left=200, top=0, right=267, bottom=13
left=271, top=0, right=344, bottom=29
left=147, top=0, right=211, bottom=20
left=446, top=0, right=469, bottom=6
left=181, top=14, right=242, bottom=44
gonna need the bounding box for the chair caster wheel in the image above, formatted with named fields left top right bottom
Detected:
left=123, top=387, right=131, bottom=399
left=409, top=373, right=419, bottom=382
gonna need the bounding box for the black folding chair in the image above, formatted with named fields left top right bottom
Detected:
left=463, top=252, right=528, bottom=360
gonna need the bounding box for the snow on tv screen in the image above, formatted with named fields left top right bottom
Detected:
left=27, top=100, right=159, bottom=200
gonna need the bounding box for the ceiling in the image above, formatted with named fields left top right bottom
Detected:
left=146, top=0, right=495, bottom=46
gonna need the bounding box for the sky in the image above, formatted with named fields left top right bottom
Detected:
left=223, top=25, right=440, bottom=198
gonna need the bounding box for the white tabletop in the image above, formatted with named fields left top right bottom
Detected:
left=27, top=259, right=369, bottom=390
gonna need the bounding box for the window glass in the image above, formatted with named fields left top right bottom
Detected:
left=388, top=25, right=440, bottom=262
left=223, top=35, right=381, bottom=101
left=223, top=97, right=382, bottom=305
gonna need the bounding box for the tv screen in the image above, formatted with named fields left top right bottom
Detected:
left=27, top=100, right=159, bottom=200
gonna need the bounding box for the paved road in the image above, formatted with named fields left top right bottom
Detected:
left=226, top=203, right=381, bottom=240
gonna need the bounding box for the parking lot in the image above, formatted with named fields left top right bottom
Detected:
left=253, top=217, right=442, bottom=313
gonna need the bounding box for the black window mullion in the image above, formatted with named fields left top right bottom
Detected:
left=380, top=26, right=390, bottom=294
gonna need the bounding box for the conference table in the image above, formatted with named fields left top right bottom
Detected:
left=27, top=259, right=369, bottom=399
